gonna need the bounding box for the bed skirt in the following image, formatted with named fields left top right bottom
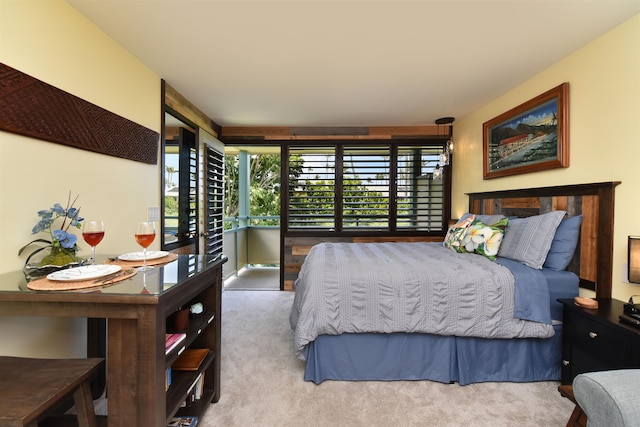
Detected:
left=304, top=324, right=563, bottom=385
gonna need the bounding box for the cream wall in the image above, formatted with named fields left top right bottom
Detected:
left=0, top=0, right=161, bottom=356
left=452, top=14, right=640, bottom=302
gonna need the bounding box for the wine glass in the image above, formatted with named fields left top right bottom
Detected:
left=134, top=221, right=156, bottom=271
left=140, top=270, right=151, bottom=294
left=82, top=220, right=105, bottom=264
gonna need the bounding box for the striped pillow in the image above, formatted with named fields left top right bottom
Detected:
left=498, top=210, right=566, bottom=269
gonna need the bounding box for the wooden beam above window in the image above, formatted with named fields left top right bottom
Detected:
left=163, top=81, right=220, bottom=138
left=221, top=125, right=442, bottom=142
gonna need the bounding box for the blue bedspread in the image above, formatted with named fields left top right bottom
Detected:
left=496, top=257, right=552, bottom=325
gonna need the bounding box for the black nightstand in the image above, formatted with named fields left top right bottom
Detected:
left=559, top=298, right=640, bottom=385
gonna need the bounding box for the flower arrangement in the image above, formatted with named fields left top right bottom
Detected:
left=19, top=193, right=85, bottom=267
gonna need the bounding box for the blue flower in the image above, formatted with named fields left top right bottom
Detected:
left=32, top=218, right=52, bottom=234
left=67, top=208, right=84, bottom=227
left=53, top=230, right=78, bottom=249
left=51, top=203, right=65, bottom=215
left=52, top=229, right=67, bottom=241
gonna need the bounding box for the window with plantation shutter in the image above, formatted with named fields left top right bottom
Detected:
left=163, top=126, right=199, bottom=251
left=285, top=141, right=449, bottom=234
left=342, top=145, right=390, bottom=230
left=205, top=145, right=224, bottom=257
left=396, top=145, right=444, bottom=231
left=182, top=136, right=198, bottom=242
left=287, top=146, right=336, bottom=230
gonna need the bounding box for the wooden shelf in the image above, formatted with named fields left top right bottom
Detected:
left=166, top=351, right=215, bottom=419
left=166, top=311, right=215, bottom=366
left=163, top=276, right=222, bottom=425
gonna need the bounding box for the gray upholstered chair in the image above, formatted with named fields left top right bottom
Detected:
left=572, top=369, right=640, bottom=427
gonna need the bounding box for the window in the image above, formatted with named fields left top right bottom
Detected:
left=343, top=145, right=390, bottom=229
left=285, top=141, right=448, bottom=234
left=204, top=145, right=224, bottom=257
left=162, top=112, right=198, bottom=251
left=396, top=145, right=444, bottom=231
left=287, top=146, right=336, bottom=229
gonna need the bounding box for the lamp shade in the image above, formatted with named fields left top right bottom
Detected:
left=628, top=236, right=640, bottom=284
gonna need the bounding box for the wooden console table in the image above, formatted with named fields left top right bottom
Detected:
left=0, top=254, right=226, bottom=427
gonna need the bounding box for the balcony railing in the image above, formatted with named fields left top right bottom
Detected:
left=223, top=216, right=280, bottom=281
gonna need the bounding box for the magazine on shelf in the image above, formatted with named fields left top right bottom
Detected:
left=167, top=416, right=198, bottom=427
left=165, top=333, right=187, bottom=354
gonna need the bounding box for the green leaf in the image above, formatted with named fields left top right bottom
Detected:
left=18, top=239, right=52, bottom=255
left=24, top=246, right=54, bottom=266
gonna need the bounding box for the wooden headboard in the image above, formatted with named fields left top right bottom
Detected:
left=467, top=181, right=621, bottom=299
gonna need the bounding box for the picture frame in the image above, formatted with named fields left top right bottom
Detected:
left=483, top=82, right=569, bottom=179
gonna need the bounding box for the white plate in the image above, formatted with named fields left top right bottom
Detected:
left=47, top=264, right=122, bottom=282
left=118, top=251, right=170, bottom=261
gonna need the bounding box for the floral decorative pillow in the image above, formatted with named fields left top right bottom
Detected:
left=443, top=215, right=475, bottom=252
left=460, top=217, right=509, bottom=260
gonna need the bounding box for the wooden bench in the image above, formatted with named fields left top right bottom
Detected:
left=0, top=356, right=104, bottom=427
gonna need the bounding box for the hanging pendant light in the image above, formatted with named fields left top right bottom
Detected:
left=433, top=164, right=443, bottom=180
left=433, top=117, right=455, bottom=179
left=439, top=117, right=455, bottom=155
left=439, top=150, right=449, bottom=166
left=446, top=119, right=455, bottom=154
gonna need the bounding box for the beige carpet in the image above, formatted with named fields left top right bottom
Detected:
left=200, top=290, right=574, bottom=427
left=224, top=267, right=280, bottom=291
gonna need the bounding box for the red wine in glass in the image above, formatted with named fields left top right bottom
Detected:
left=83, top=232, right=105, bottom=247
left=82, top=220, right=104, bottom=264
left=134, top=233, right=155, bottom=248
left=134, top=222, right=156, bottom=271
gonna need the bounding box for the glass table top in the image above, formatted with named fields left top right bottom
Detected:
left=0, top=254, right=225, bottom=296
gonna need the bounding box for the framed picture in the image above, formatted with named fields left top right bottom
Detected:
left=483, top=82, right=569, bottom=179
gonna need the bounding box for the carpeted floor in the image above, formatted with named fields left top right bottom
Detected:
left=224, top=267, right=280, bottom=291
left=199, top=290, right=575, bottom=427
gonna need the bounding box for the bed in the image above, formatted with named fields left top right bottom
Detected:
left=289, top=182, right=620, bottom=385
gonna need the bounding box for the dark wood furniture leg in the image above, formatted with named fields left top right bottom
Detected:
left=74, top=381, right=98, bottom=427
left=558, top=385, right=587, bottom=427
left=0, top=356, right=103, bottom=427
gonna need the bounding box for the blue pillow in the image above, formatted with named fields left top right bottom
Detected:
left=543, top=215, right=583, bottom=271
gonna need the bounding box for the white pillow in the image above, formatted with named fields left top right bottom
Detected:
left=497, top=210, right=566, bottom=269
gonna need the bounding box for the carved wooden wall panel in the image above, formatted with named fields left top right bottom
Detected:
left=0, top=63, right=159, bottom=164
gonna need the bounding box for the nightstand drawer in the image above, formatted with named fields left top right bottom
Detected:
left=565, top=311, right=635, bottom=365
left=560, top=298, right=640, bottom=385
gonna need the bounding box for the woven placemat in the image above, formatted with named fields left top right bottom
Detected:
left=105, top=253, right=178, bottom=268
left=27, top=268, right=137, bottom=291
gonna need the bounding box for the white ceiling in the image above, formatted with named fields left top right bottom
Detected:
left=67, top=0, right=640, bottom=128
